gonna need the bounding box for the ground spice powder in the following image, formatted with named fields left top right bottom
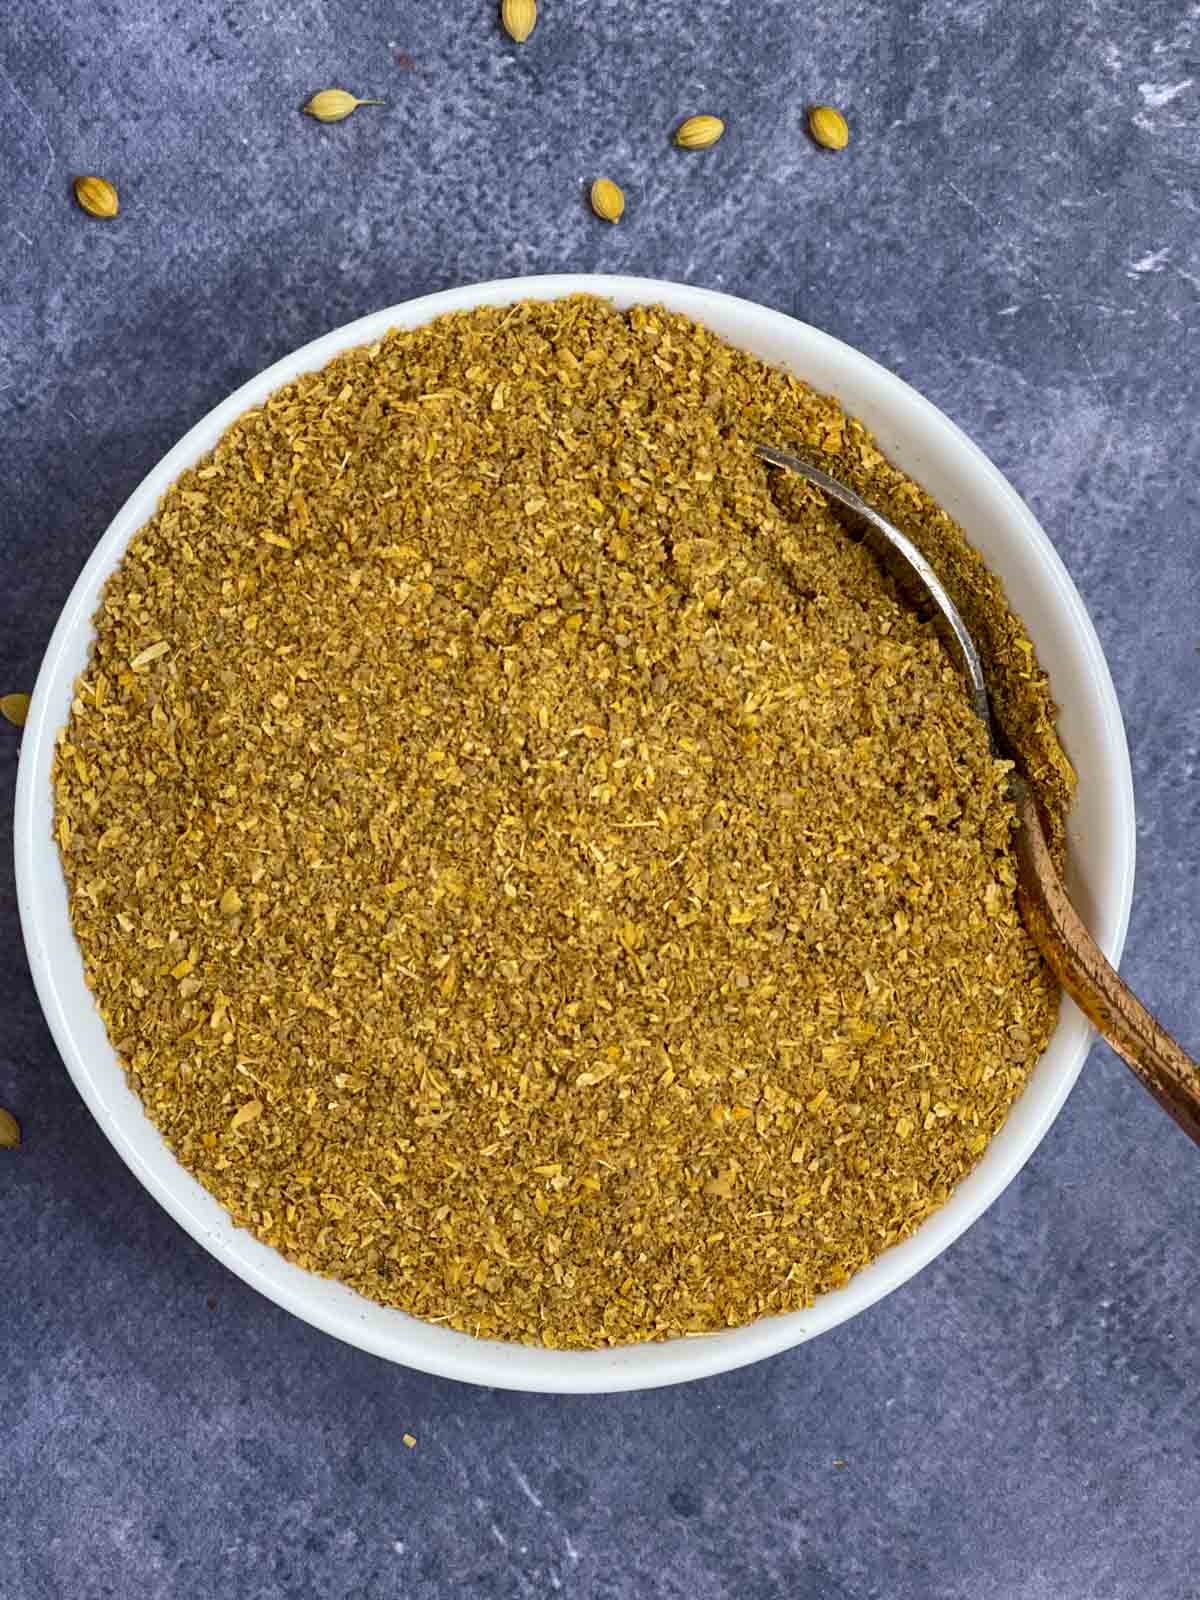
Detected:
left=55, top=298, right=1074, bottom=1347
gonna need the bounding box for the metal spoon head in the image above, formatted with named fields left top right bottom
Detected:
left=755, top=443, right=996, bottom=743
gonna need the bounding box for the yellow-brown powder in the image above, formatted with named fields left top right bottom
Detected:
left=54, top=298, right=1073, bottom=1347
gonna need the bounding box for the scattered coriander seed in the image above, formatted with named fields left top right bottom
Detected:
left=303, top=89, right=384, bottom=123
left=0, top=1109, right=20, bottom=1150
left=809, top=104, right=849, bottom=150
left=675, top=115, right=725, bottom=150
left=501, top=0, right=537, bottom=43
left=1, top=692, right=31, bottom=727
left=73, top=176, right=119, bottom=218
left=590, top=177, right=625, bottom=222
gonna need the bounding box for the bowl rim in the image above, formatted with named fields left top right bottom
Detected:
left=14, top=273, right=1135, bottom=1392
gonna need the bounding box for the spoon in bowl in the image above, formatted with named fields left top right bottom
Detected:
left=757, top=443, right=1200, bottom=1148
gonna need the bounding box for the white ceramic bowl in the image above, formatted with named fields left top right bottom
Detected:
left=15, top=275, right=1135, bottom=1392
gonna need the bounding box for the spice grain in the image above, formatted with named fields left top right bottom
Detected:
left=73, top=176, right=119, bottom=218
left=303, top=90, right=383, bottom=123
left=675, top=115, right=725, bottom=150
left=1, top=693, right=31, bottom=727
left=590, top=178, right=625, bottom=222
left=501, top=0, right=538, bottom=42
left=809, top=105, right=849, bottom=150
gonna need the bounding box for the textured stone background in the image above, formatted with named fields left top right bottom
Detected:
left=2, top=3, right=1198, bottom=1596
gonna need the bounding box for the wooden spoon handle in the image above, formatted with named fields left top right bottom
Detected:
left=1012, top=778, right=1200, bottom=1146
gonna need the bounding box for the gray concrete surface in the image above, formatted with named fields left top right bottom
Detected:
left=2, top=2, right=1198, bottom=1596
